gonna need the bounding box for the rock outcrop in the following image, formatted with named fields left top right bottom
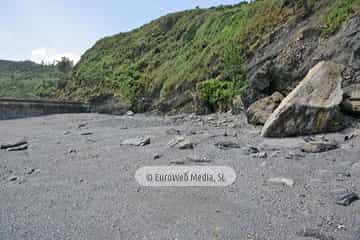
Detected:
left=246, top=92, right=284, bottom=125
left=261, top=61, right=345, bottom=137
left=341, top=84, right=360, bottom=116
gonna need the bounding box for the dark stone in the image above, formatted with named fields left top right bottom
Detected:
left=334, top=192, right=359, bottom=206
left=215, top=141, right=241, bottom=150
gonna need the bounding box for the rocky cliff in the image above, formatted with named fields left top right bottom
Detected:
left=61, top=0, right=360, bottom=115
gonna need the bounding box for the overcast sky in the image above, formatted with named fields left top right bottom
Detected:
left=1, top=0, right=241, bottom=64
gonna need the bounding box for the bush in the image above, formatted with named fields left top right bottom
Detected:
left=196, top=79, right=238, bottom=112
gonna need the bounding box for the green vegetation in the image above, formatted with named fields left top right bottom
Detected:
left=62, top=0, right=292, bottom=111
left=0, top=59, right=71, bottom=99
left=322, top=0, right=360, bottom=36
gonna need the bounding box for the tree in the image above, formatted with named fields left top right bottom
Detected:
left=56, top=57, right=73, bottom=74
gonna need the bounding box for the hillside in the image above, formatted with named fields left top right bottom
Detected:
left=0, top=60, right=66, bottom=99
left=60, top=0, right=360, bottom=113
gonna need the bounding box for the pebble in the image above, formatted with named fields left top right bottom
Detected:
left=126, top=111, right=135, bottom=116
left=166, top=128, right=181, bottom=135
left=153, top=154, right=163, bottom=160
left=257, top=152, right=267, bottom=159
left=268, top=177, right=294, bottom=187
left=215, top=141, right=241, bottom=150
left=170, top=159, right=185, bottom=165
left=178, top=140, right=194, bottom=150
left=121, top=137, right=151, bottom=146
left=9, top=176, right=19, bottom=182
left=332, top=191, right=359, bottom=206
left=168, top=136, right=185, bottom=147
left=301, top=140, right=338, bottom=153
left=186, top=156, right=211, bottom=163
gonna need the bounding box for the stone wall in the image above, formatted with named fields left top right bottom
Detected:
left=0, top=99, right=89, bottom=120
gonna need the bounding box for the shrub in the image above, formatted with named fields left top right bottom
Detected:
left=196, top=79, right=239, bottom=112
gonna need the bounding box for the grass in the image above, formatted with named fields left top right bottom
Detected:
left=322, top=0, right=360, bottom=36
left=61, top=0, right=291, bottom=111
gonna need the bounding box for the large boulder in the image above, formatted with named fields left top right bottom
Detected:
left=246, top=92, right=284, bottom=125
left=261, top=61, right=345, bottom=137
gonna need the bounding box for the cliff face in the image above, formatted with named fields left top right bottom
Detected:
left=63, top=0, right=360, bottom=113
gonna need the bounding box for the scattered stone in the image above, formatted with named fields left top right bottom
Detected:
left=6, top=144, right=28, bottom=151
left=81, top=132, right=93, bottom=136
left=1, top=141, right=28, bottom=150
left=69, top=149, right=77, bottom=154
left=244, top=146, right=260, bottom=155
left=286, top=152, right=305, bottom=160
left=188, top=130, right=197, bottom=135
left=170, top=159, right=185, bottom=165
left=64, top=131, right=71, bottom=135
left=25, top=168, right=35, bottom=175
left=296, top=228, right=335, bottom=240
left=186, top=156, right=211, bottom=163
left=153, top=154, right=163, bottom=160
left=270, top=151, right=281, bottom=158
left=126, top=111, right=135, bottom=116
left=341, top=84, right=360, bottom=116
left=178, top=140, right=195, bottom=150
left=215, top=141, right=241, bottom=150
left=9, top=176, right=19, bottom=182
left=232, top=95, right=244, bottom=114
left=121, top=137, right=151, bottom=146
left=78, top=123, right=87, bottom=128
left=301, top=140, right=338, bottom=153
left=332, top=191, right=359, bottom=206
left=268, top=177, right=294, bottom=187
left=168, top=136, right=185, bottom=147
left=246, top=92, right=284, bottom=125
left=255, top=152, right=266, bottom=158
left=166, top=128, right=181, bottom=135
left=262, top=61, right=345, bottom=137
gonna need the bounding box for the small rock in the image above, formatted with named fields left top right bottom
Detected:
left=178, top=140, right=194, bottom=150
left=9, top=176, right=19, bottom=182
left=126, top=111, right=135, bottom=116
left=286, top=152, right=305, bottom=160
left=296, top=228, right=335, bottom=240
left=78, top=123, right=87, bottom=128
left=64, top=131, right=71, bottom=135
left=186, top=156, right=211, bottom=163
left=257, top=152, right=268, bottom=159
left=121, top=137, right=151, bottom=146
left=268, top=177, right=294, bottom=187
left=7, top=145, right=28, bottom=152
left=166, top=128, right=181, bottom=135
left=69, top=149, right=77, bottom=154
left=332, top=191, right=359, bottom=206
left=25, top=168, right=35, bottom=175
left=153, top=154, right=163, bottom=160
left=168, top=136, right=185, bottom=147
left=215, top=141, right=241, bottom=150
left=301, top=141, right=338, bottom=153
left=270, top=151, right=281, bottom=157
left=81, top=132, right=93, bottom=136
left=1, top=140, right=28, bottom=150
left=170, top=159, right=185, bottom=165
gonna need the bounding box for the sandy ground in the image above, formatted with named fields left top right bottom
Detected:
left=0, top=113, right=359, bottom=240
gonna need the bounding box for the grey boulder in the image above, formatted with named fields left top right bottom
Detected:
left=262, top=61, right=345, bottom=137
left=246, top=91, right=284, bottom=125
